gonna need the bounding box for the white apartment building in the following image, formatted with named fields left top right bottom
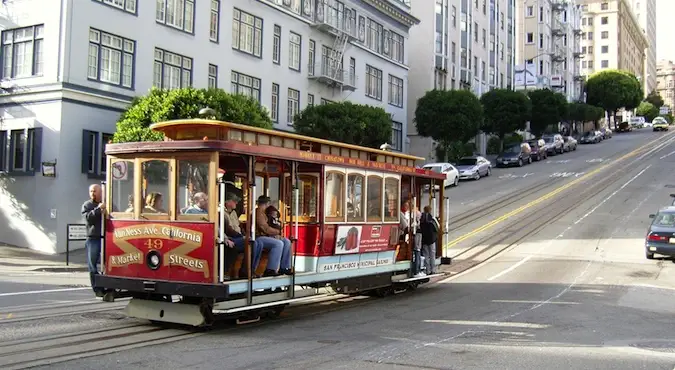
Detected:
left=407, top=0, right=516, bottom=161
left=628, top=0, right=656, bottom=96
left=515, top=0, right=584, bottom=101
left=0, top=0, right=419, bottom=254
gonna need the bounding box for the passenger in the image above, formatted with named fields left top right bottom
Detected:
left=143, top=192, right=166, bottom=213
left=265, top=205, right=282, bottom=232
left=222, top=193, right=263, bottom=279
left=255, top=195, right=292, bottom=277
left=420, top=205, right=438, bottom=275
left=124, top=195, right=134, bottom=213
left=400, top=201, right=424, bottom=277
left=184, top=192, right=208, bottom=214
left=81, top=184, right=106, bottom=297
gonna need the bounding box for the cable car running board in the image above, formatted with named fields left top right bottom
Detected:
left=213, top=294, right=331, bottom=314
left=395, top=273, right=444, bottom=283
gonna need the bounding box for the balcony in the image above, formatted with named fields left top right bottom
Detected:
left=573, top=27, right=582, bottom=36
left=574, top=75, right=586, bottom=81
left=311, top=2, right=358, bottom=40
left=552, top=2, right=567, bottom=11
left=308, top=60, right=357, bottom=91
left=573, top=51, right=583, bottom=58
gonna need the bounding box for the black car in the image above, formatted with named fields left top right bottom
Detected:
left=495, top=143, right=532, bottom=167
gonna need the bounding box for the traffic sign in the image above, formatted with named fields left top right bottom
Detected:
left=67, top=224, right=87, bottom=240
left=112, top=161, right=128, bottom=181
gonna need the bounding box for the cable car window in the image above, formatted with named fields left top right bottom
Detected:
left=347, top=173, right=365, bottom=222
left=286, top=174, right=318, bottom=222
left=141, top=160, right=170, bottom=218
left=110, top=159, right=135, bottom=215
left=325, top=171, right=345, bottom=222
left=177, top=159, right=210, bottom=220
left=384, top=177, right=400, bottom=221
left=367, top=175, right=383, bottom=222
left=268, top=176, right=280, bottom=206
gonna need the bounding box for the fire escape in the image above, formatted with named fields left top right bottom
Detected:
left=309, top=0, right=358, bottom=93
left=551, top=0, right=568, bottom=93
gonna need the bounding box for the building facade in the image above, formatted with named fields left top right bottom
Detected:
left=628, top=0, right=656, bottom=96
left=578, top=0, right=648, bottom=84
left=0, top=0, right=419, bottom=254
left=656, top=60, right=675, bottom=110
left=406, top=0, right=516, bottom=161
left=515, top=0, right=584, bottom=101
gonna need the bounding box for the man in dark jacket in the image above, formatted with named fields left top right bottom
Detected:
left=82, top=184, right=105, bottom=296
left=420, top=206, right=438, bottom=275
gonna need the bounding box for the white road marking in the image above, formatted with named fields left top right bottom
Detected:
left=487, top=164, right=652, bottom=282
left=0, top=287, right=90, bottom=297
left=491, top=299, right=580, bottom=305
left=659, top=149, right=675, bottom=160
left=423, top=319, right=550, bottom=329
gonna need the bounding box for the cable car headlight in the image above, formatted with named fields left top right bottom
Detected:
left=147, top=250, right=162, bottom=270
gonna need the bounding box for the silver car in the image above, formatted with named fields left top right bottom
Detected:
left=456, top=156, right=491, bottom=180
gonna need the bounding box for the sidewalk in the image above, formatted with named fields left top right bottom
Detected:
left=0, top=244, right=88, bottom=273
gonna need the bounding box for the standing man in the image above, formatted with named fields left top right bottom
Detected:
left=420, top=206, right=438, bottom=275
left=82, top=184, right=105, bottom=297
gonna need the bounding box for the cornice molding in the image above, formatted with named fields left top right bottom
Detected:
left=361, top=0, right=420, bottom=28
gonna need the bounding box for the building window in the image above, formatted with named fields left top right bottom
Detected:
left=9, top=128, right=41, bottom=174
left=601, top=45, right=608, bottom=53
left=388, top=75, right=403, bottom=107
left=526, top=32, right=534, bottom=43
left=210, top=0, right=220, bottom=42
left=82, top=130, right=113, bottom=178
left=153, top=48, right=192, bottom=89
left=349, top=57, right=356, bottom=86
left=526, top=6, right=533, bottom=16
left=208, top=64, right=218, bottom=88
left=287, top=88, right=300, bottom=124
left=93, top=0, right=137, bottom=13
left=321, top=98, right=333, bottom=105
left=366, top=18, right=383, bottom=53
left=156, top=0, right=194, bottom=33
left=389, top=32, right=404, bottom=63
left=307, top=93, right=314, bottom=107
left=87, top=28, right=135, bottom=88
left=232, top=8, right=263, bottom=58
left=601, top=2, right=608, bottom=10
left=452, top=6, right=456, bottom=27
left=0, top=131, right=5, bottom=172
left=289, top=31, right=301, bottom=71
left=601, top=16, right=608, bottom=25
left=231, top=71, right=261, bottom=103
left=601, top=60, right=608, bottom=68
left=391, top=121, right=402, bottom=151
left=308, top=40, right=315, bottom=75
left=601, top=31, right=608, bottom=39
left=273, top=25, right=281, bottom=64
left=271, top=83, right=279, bottom=122
left=1, top=24, right=44, bottom=79
left=365, top=65, right=382, bottom=100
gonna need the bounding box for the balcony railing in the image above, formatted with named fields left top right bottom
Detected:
left=573, top=51, right=583, bottom=58
left=307, top=59, right=357, bottom=91
left=312, top=1, right=358, bottom=40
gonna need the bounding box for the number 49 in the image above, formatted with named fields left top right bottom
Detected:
left=144, top=239, right=164, bottom=250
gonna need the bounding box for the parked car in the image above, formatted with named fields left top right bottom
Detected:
left=496, top=143, right=532, bottom=167
left=579, top=131, right=601, bottom=144
left=563, top=136, right=578, bottom=151
left=456, top=156, right=491, bottom=180
left=600, top=127, right=612, bottom=139
left=653, top=120, right=669, bottom=131
left=645, top=207, right=675, bottom=259
left=527, top=139, right=547, bottom=161
left=422, top=162, right=460, bottom=187
left=541, top=134, right=564, bottom=155
left=616, top=121, right=632, bottom=133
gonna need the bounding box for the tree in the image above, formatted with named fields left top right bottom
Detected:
left=585, top=105, right=605, bottom=130
left=527, top=89, right=567, bottom=137
left=414, top=89, right=483, bottom=161
left=585, top=69, right=643, bottom=129
left=113, top=88, right=273, bottom=143
left=292, top=101, right=392, bottom=149
left=645, top=90, right=664, bottom=108
left=636, top=101, right=659, bottom=122
left=480, top=88, right=531, bottom=152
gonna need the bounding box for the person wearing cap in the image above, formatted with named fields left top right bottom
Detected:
left=255, top=195, right=292, bottom=276
left=223, top=192, right=263, bottom=279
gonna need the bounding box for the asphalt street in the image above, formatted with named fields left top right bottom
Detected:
left=2, top=128, right=675, bottom=369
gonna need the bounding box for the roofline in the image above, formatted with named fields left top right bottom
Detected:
left=149, top=119, right=426, bottom=161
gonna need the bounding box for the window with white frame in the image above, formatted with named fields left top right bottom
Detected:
left=232, top=8, right=263, bottom=58
left=230, top=71, right=261, bottom=102
left=365, top=65, right=382, bottom=100
left=391, top=121, right=402, bottom=151
left=87, top=29, right=135, bottom=88
left=153, top=48, right=192, bottom=89
left=273, top=25, right=281, bottom=64
left=156, top=0, right=194, bottom=33
left=81, top=130, right=113, bottom=178
left=208, top=64, right=218, bottom=88
left=289, top=31, right=301, bottom=71
left=388, top=75, right=403, bottom=107
left=94, top=0, right=136, bottom=13
left=287, top=88, right=300, bottom=124
left=7, top=128, right=41, bottom=174
left=366, top=18, right=383, bottom=53
left=210, top=0, right=220, bottom=42
left=271, top=83, right=279, bottom=122
left=389, top=32, right=404, bottom=63
left=1, top=24, right=44, bottom=79
left=308, top=40, right=316, bottom=75
left=307, top=93, right=314, bottom=107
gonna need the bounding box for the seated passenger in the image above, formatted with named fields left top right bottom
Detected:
left=183, top=192, right=208, bottom=214
left=222, top=193, right=263, bottom=279
left=266, top=205, right=282, bottom=232
left=143, top=192, right=166, bottom=213
left=255, top=196, right=292, bottom=277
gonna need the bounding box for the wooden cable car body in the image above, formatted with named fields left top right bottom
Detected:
left=95, top=119, right=447, bottom=326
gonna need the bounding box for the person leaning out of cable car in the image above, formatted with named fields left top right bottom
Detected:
left=255, top=195, right=293, bottom=277
left=222, top=193, right=263, bottom=279
left=419, top=206, right=438, bottom=275
left=400, top=200, right=424, bottom=278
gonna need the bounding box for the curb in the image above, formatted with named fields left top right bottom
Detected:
left=30, top=267, right=89, bottom=273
